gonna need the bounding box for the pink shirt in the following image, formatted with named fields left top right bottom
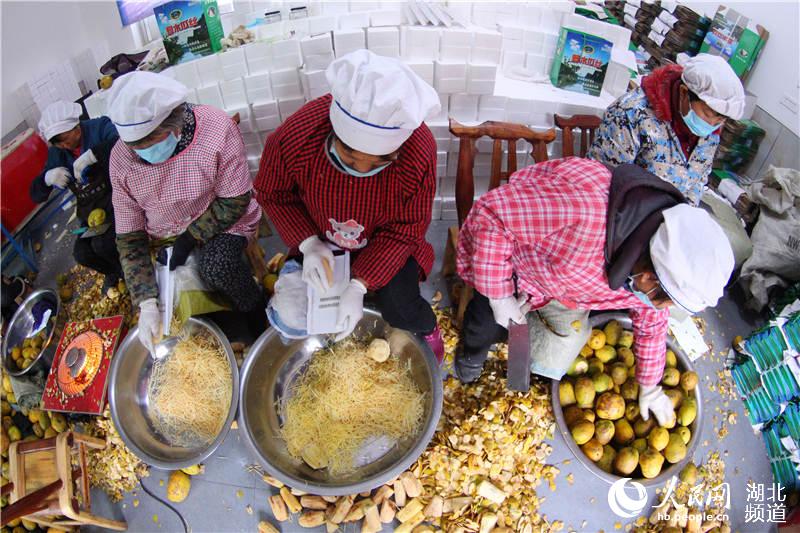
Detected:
left=110, top=105, right=260, bottom=240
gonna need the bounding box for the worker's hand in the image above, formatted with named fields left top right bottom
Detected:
left=299, top=236, right=335, bottom=293
left=72, top=150, right=97, bottom=185
left=488, top=295, right=526, bottom=328
left=639, top=384, right=675, bottom=427
left=138, top=298, right=162, bottom=354
left=334, top=279, right=367, bottom=342
left=169, top=231, right=197, bottom=270
left=44, top=167, right=71, bottom=189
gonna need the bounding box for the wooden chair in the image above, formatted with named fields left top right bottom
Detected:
left=554, top=114, right=602, bottom=157
left=1, top=431, right=127, bottom=531
left=442, top=118, right=556, bottom=325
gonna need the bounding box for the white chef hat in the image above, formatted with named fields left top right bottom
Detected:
left=649, top=204, right=734, bottom=314
left=107, top=71, right=189, bottom=142
left=326, top=49, right=441, bottom=155
left=38, top=101, right=82, bottom=142
left=678, top=53, right=746, bottom=120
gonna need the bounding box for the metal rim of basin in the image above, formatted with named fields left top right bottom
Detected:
left=551, top=311, right=703, bottom=488
left=238, top=308, right=444, bottom=496
left=108, top=317, right=240, bottom=470
left=2, top=288, right=61, bottom=377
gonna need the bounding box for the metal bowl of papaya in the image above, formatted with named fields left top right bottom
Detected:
left=2, top=289, right=64, bottom=377
left=551, top=312, right=703, bottom=487
left=239, top=309, right=443, bottom=496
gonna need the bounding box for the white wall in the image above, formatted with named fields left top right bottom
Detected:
left=682, top=0, right=800, bottom=135
left=0, top=0, right=142, bottom=137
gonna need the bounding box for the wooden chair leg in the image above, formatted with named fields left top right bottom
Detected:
left=72, top=511, right=128, bottom=531
left=441, top=226, right=460, bottom=277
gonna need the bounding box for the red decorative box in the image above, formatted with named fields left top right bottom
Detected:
left=42, top=315, right=126, bottom=415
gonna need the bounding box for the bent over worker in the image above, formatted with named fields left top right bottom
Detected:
left=106, top=71, right=264, bottom=352
left=254, top=50, right=445, bottom=360
left=455, top=157, right=734, bottom=425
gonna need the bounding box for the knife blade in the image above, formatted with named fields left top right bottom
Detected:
left=506, top=321, right=531, bottom=391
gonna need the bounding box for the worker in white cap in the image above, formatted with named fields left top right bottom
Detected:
left=456, top=159, right=733, bottom=426
left=255, top=50, right=446, bottom=361
left=31, top=101, right=123, bottom=290
left=588, top=53, right=746, bottom=206
left=106, top=71, right=265, bottom=353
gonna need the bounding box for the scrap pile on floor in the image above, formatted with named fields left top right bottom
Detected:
left=632, top=452, right=731, bottom=533
left=85, top=407, right=149, bottom=502
left=256, top=306, right=560, bottom=533
left=57, top=265, right=135, bottom=328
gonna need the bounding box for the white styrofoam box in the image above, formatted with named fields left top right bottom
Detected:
left=400, top=27, right=440, bottom=61
left=256, top=21, right=284, bottom=41
left=502, top=50, right=526, bottom=74
left=244, top=73, right=274, bottom=104
left=469, top=63, right=497, bottom=81
left=244, top=42, right=272, bottom=75
left=440, top=28, right=473, bottom=48
left=322, top=1, right=349, bottom=16
left=285, top=17, right=310, bottom=39
left=431, top=197, right=442, bottom=220
left=494, top=2, right=520, bottom=26
left=522, top=30, right=544, bottom=54
left=502, top=38, right=522, bottom=53
left=427, top=94, right=450, bottom=123
left=519, top=5, right=542, bottom=29
left=440, top=45, right=471, bottom=63
left=220, top=47, right=247, bottom=69
left=196, top=54, right=224, bottom=88
left=473, top=28, right=502, bottom=51
left=501, top=25, right=524, bottom=41
left=235, top=114, right=258, bottom=137
left=427, top=123, right=450, bottom=139
left=172, top=61, right=201, bottom=88
left=435, top=137, right=452, bottom=152
left=83, top=91, right=107, bottom=119
left=436, top=78, right=466, bottom=94
left=223, top=62, right=249, bottom=81
left=471, top=4, right=496, bottom=29
left=350, top=1, right=380, bottom=11
left=539, top=7, right=565, bottom=31
left=505, top=98, right=532, bottom=124
left=251, top=100, right=279, bottom=119
left=278, top=97, right=305, bottom=121
left=529, top=111, right=555, bottom=128
left=434, top=61, right=467, bottom=94
left=562, top=14, right=631, bottom=50
left=339, top=11, right=371, bottom=30
left=300, top=68, right=331, bottom=100
left=270, top=68, right=301, bottom=87
left=525, top=53, right=548, bottom=77
left=220, top=78, right=248, bottom=108
left=449, top=94, right=479, bottom=122
left=436, top=151, right=448, bottom=167
left=471, top=47, right=502, bottom=65
left=256, top=115, right=282, bottom=132
left=196, top=84, right=224, bottom=109
left=300, top=33, right=333, bottom=56
left=542, top=32, right=559, bottom=58
left=272, top=84, right=303, bottom=100
left=271, top=40, right=303, bottom=70
left=370, top=9, right=403, bottom=27
left=333, top=29, right=366, bottom=58
left=308, top=15, right=338, bottom=36
left=247, top=155, right=261, bottom=172
left=185, top=88, right=199, bottom=105
left=479, top=95, right=507, bottom=114
left=468, top=78, right=495, bottom=95
left=367, top=26, right=399, bottom=48
left=405, top=61, right=434, bottom=87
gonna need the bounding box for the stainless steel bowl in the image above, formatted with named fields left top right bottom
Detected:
left=551, top=312, right=703, bottom=487
left=239, top=309, right=443, bottom=495
left=108, top=317, right=239, bottom=470
left=2, top=289, right=63, bottom=377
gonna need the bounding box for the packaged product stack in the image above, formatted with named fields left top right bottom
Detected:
left=713, top=119, right=766, bottom=172
left=641, top=4, right=711, bottom=68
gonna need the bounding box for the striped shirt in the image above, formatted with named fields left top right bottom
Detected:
left=457, top=157, right=669, bottom=386
left=254, top=94, right=436, bottom=290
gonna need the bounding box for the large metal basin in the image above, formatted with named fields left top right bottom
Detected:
left=2, top=288, right=64, bottom=377
left=108, top=317, right=239, bottom=470
left=551, top=312, right=703, bottom=487
left=239, top=309, right=443, bottom=495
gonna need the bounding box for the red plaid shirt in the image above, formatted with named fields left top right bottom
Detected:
left=254, top=95, right=436, bottom=290
left=457, top=157, right=669, bottom=386
left=110, top=105, right=261, bottom=239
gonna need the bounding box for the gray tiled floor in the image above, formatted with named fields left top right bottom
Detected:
left=8, top=204, right=779, bottom=531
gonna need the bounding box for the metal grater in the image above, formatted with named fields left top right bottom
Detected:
left=306, top=247, right=350, bottom=335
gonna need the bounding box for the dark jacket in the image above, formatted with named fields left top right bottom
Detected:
left=29, top=117, right=119, bottom=204
left=605, top=163, right=688, bottom=290
left=73, top=138, right=117, bottom=226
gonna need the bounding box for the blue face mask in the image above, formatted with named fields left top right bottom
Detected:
left=682, top=108, right=718, bottom=138
left=330, top=141, right=391, bottom=178
left=626, top=274, right=657, bottom=309
left=135, top=133, right=179, bottom=164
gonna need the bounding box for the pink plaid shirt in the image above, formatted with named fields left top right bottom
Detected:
left=457, top=157, right=669, bottom=386
left=110, top=105, right=261, bottom=240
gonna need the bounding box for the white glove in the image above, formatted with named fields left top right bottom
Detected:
left=639, top=384, right=675, bottom=427
left=72, top=150, right=97, bottom=184
left=138, top=298, right=162, bottom=354
left=299, top=236, right=335, bottom=293
left=488, top=295, right=527, bottom=328
left=44, top=167, right=71, bottom=189
left=334, top=279, right=367, bottom=342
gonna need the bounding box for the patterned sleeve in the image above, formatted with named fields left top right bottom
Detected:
left=116, top=230, right=157, bottom=307
left=213, top=115, right=253, bottom=198
left=457, top=201, right=516, bottom=299
left=586, top=102, right=640, bottom=166
left=253, top=125, right=320, bottom=249
left=110, top=148, right=147, bottom=234
left=187, top=192, right=252, bottom=243
left=351, top=152, right=436, bottom=290
left=629, top=306, right=670, bottom=386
